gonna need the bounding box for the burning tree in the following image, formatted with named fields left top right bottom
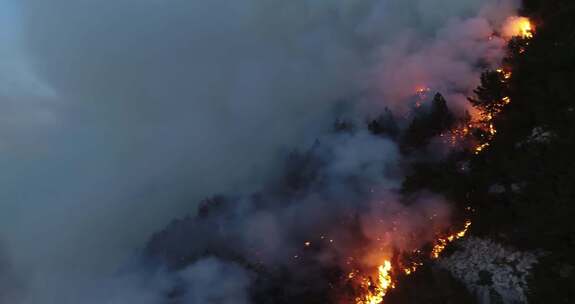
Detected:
left=468, top=71, right=509, bottom=121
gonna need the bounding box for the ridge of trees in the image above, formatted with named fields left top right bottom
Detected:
left=399, top=1, right=575, bottom=302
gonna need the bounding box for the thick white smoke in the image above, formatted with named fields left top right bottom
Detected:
left=0, top=0, right=520, bottom=303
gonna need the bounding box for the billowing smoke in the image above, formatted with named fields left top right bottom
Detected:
left=0, top=0, right=521, bottom=303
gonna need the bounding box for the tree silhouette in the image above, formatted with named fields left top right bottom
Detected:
left=401, top=93, right=455, bottom=152
left=468, top=71, right=508, bottom=119
left=368, top=108, right=400, bottom=139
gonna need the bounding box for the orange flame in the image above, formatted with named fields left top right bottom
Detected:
left=354, top=260, right=394, bottom=304
left=431, top=221, right=472, bottom=259
left=503, top=17, right=534, bottom=39
left=350, top=220, right=472, bottom=303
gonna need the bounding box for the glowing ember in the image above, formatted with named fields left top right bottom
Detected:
left=402, top=262, right=423, bottom=275
left=489, top=123, right=497, bottom=136
left=402, top=267, right=415, bottom=275
left=415, top=86, right=431, bottom=106
left=416, top=87, right=430, bottom=95
left=354, top=261, right=394, bottom=304
left=475, top=142, right=490, bottom=154
left=497, top=69, right=513, bottom=80
left=431, top=221, right=472, bottom=259
left=441, top=123, right=472, bottom=147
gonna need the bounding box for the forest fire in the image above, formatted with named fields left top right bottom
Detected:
left=346, top=220, right=472, bottom=304
left=353, top=261, right=394, bottom=304
left=7, top=0, right=568, bottom=300
left=345, top=17, right=536, bottom=302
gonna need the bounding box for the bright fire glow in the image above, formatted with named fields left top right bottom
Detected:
left=517, top=18, right=534, bottom=39
left=475, top=142, right=490, bottom=154
left=415, top=86, right=430, bottom=96
left=354, top=261, right=394, bottom=304
left=497, top=69, right=512, bottom=80
left=503, top=16, right=534, bottom=39
left=350, top=220, right=472, bottom=303
left=431, top=221, right=472, bottom=259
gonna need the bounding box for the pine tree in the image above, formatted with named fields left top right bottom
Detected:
left=368, top=108, right=400, bottom=139
left=401, top=93, right=455, bottom=152
left=468, top=71, right=508, bottom=119
left=333, top=119, right=355, bottom=133
left=429, top=93, right=455, bottom=133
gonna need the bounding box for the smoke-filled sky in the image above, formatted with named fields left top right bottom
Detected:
left=0, top=0, right=521, bottom=303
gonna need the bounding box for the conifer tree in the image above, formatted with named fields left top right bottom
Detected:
left=368, top=108, right=400, bottom=139
left=468, top=71, right=508, bottom=119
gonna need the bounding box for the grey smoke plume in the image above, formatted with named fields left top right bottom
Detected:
left=0, top=0, right=520, bottom=302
